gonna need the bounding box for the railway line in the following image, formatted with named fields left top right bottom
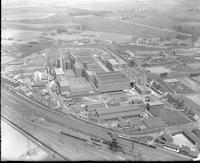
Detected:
left=1, top=115, right=67, bottom=161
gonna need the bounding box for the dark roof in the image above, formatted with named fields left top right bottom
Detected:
left=183, top=129, right=200, bottom=144
left=161, top=133, right=173, bottom=141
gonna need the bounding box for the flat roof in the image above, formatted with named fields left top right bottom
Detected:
left=97, top=110, right=144, bottom=120
left=70, top=50, right=108, bottom=74
left=55, top=68, right=64, bottom=75
left=58, top=79, right=69, bottom=87
left=96, top=71, right=130, bottom=83
left=108, top=59, right=118, bottom=65
left=136, top=85, right=151, bottom=91
left=96, top=104, right=145, bottom=115
left=64, top=69, right=76, bottom=77
left=68, top=77, right=94, bottom=92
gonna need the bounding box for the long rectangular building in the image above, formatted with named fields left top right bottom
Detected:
left=91, top=103, right=146, bottom=121
left=94, top=71, right=130, bottom=93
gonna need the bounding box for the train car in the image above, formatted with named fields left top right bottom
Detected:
left=60, top=130, right=90, bottom=142
left=162, top=143, right=180, bottom=153
left=89, top=137, right=103, bottom=147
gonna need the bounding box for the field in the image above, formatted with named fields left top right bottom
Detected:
left=185, top=94, right=200, bottom=106
left=2, top=28, right=42, bottom=42
left=194, top=37, right=200, bottom=48
left=44, top=33, right=88, bottom=41
left=166, top=80, right=194, bottom=94
left=145, top=66, right=171, bottom=74
left=81, top=30, right=132, bottom=41
left=149, top=107, right=190, bottom=126
left=181, top=77, right=200, bottom=93
left=191, top=76, right=200, bottom=84
left=172, top=133, right=195, bottom=150
left=187, top=63, right=200, bottom=71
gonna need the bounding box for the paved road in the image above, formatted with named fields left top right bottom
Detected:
left=1, top=88, right=191, bottom=161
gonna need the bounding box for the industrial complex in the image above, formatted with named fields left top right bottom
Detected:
left=2, top=0, right=200, bottom=161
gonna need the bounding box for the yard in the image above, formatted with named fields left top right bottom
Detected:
left=149, top=107, right=190, bottom=126
left=167, top=80, right=194, bottom=94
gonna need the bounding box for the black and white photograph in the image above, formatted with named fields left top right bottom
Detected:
left=1, top=0, right=200, bottom=161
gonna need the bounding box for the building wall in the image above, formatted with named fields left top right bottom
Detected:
left=97, top=81, right=130, bottom=93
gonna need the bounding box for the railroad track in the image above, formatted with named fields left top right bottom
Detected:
left=1, top=115, right=68, bottom=161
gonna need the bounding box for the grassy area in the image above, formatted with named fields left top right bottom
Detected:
left=167, top=81, right=194, bottom=94
left=16, top=39, right=53, bottom=59
left=149, top=107, right=190, bottom=126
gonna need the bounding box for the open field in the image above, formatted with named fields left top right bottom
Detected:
left=181, top=77, right=200, bottom=93
left=165, top=79, right=194, bottom=94
left=43, top=33, right=88, bottom=41
left=172, top=133, right=195, bottom=150
left=194, top=37, right=200, bottom=48
left=1, top=120, right=49, bottom=161
left=81, top=30, right=132, bottom=41
left=191, top=76, right=200, bottom=84
left=145, top=67, right=171, bottom=74
left=149, top=107, right=190, bottom=126
left=185, top=94, right=200, bottom=106
left=2, top=28, right=42, bottom=42
left=187, top=63, right=200, bottom=71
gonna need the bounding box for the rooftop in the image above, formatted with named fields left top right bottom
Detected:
left=96, top=71, right=130, bottom=84
left=58, top=78, right=70, bottom=87
left=55, top=68, right=64, bottom=75
left=95, top=109, right=144, bottom=121
left=96, top=104, right=146, bottom=116
left=64, top=69, right=76, bottom=77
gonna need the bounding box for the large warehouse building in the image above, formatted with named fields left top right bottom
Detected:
left=93, top=71, right=130, bottom=93
left=90, top=103, right=146, bottom=121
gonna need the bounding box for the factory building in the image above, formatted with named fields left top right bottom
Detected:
left=82, top=69, right=96, bottom=82
left=94, top=71, right=130, bottom=93
left=63, top=69, right=76, bottom=78
left=90, top=103, right=146, bottom=121
left=135, top=85, right=151, bottom=95
left=58, top=77, right=95, bottom=97
left=69, top=49, right=110, bottom=75
left=54, top=68, right=64, bottom=79
left=145, top=95, right=164, bottom=109
left=57, top=78, right=70, bottom=96
left=106, top=58, right=128, bottom=71
left=121, top=67, right=147, bottom=86
left=182, top=129, right=200, bottom=145
left=68, top=77, right=95, bottom=97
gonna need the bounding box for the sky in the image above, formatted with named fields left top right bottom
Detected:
left=2, top=0, right=126, bottom=6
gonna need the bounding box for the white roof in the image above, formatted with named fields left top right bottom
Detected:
left=55, top=68, right=64, bottom=75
